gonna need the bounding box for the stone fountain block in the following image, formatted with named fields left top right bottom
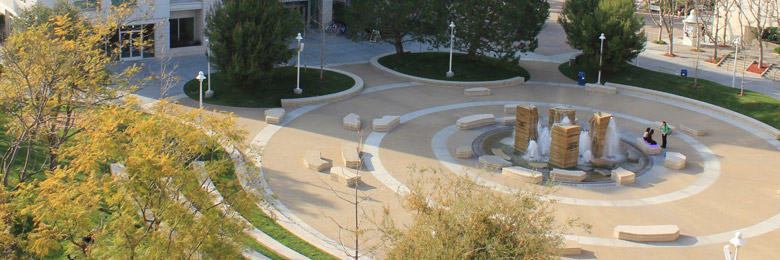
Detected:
left=548, top=107, right=576, bottom=128
left=457, top=114, right=495, bottom=130
left=664, top=152, right=687, bottom=170
left=590, top=158, right=617, bottom=168
left=498, top=116, right=516, bottom=126
left=504, top=104, right=521, bottom=114
left=478, top=155, right=511, bottom=170
left=635, top=138, right=661, bottom=155
left=528, top=162, right=548, bottom=169
left=611, top=167, right=636, bottom=185
left=514, top=104, right=539, bottom=153
left=502, top=166, right=543, bottom=184
left=594, top=168, right=612, bottom=177
left=549, top=124, right=580, bottom=169
left=550, top=168, right=586, bottom=182
left=588, top=111, right=613, bottom=158
left=456, top=146, right=473, bottom=159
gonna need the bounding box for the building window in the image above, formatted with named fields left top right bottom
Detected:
left=74, top=0, right=99, bottom=9
left=112, top=0, right=136, bottom=6
left=170, top=17, right=197, bottom=48
left=108, top=24, right=154, bottom=60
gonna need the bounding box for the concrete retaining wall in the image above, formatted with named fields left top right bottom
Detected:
left=280, top=67, right=364, bottom=108
left=369, top=53, right=525, bottom=88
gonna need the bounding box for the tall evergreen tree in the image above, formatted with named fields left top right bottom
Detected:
left=344, top=0, right=440, bottom=55
left=205, top=0, right=300, bottom=89
left=559, top=0, right=646, bottom=73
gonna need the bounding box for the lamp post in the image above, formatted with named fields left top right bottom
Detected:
left=446, top=22, right=455, bottom=78
left=723, top=231, right=746, bottom=260
left=598, top=33, right=606, bottom=85
left=196, top=71, right=206, bottom=109
left=205, top=38, right=214, bottom=98
left=294, top=33, right=303, bottom=94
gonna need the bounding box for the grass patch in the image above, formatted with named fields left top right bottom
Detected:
left=559, top=59, right=780, bottom=130
left=378, top=52, right=530, bottom=81
left=212, top=163, right=338, bottom=260
left=183, top=67, right=355, bottom=108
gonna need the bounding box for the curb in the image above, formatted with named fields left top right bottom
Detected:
left=280, top=67, right=364, bottom=108
left=369, top=52, right=525, bottom=88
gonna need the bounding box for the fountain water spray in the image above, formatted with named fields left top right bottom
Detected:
left=536, top=121, right=551, bottom=157
left=603, top=117, right=623, bottom=160
left=524, top=140, right=541, bottom=161
left=580, top=150, right=594, bottom=165
left=578, top=130, right=591, bottom=155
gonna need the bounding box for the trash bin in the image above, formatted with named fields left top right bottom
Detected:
left=577, top=72, right=586, bottom=86
left=680, top=69, right=688, bottom=77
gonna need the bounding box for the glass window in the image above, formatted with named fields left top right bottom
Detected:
left=170, top=17, right=197, bottom=48
left=74, top=0, right=99, bottom=9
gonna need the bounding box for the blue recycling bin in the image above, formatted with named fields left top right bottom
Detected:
left=680, top=69, right=688, bottom=77
left=577, top=72, right=586, bottom=86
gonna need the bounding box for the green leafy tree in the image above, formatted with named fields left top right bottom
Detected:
left=379, top=168, right=588, bottom=259
left=559, top=0, right=646, bottom=73
left=344, top=0, right=440, bottom=55
left=445, top=0, right=549, bottom=61
left=205, top=0, right=301, bottom=89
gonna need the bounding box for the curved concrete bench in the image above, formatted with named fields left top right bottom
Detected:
left=264, top=108, right=285, bottom=125
left=478, top=155, right=511, bottom=170
left=557, top=240, right=582, bottom=256
left=502, top=166, right=542, bottom=184
left=679, top=123, right=706, bottom=136
left=590, top=157, right=617, bottom=169
left=498, top=116, right=516, bottom=126
left=614, top=224, right=680, bottom=242
left=456, top=146, right=473, bottom=159
left=464, top=87, right=491, bottom=96
left=304, top=150, right=329, bottom=171
left=504, top=104, right=520, bottom=114
left=329, top=167, right=361, bottom=187
left=372, top=115, right=400, bottom=132
left=457, top=114, right=495, bottom=130
left=343, top=113, right=361, bottom=131
left=341, top=143, right=361, bottom=169
left=664, top=152, right=687, bottom=170
left=585, top=83, right=617, bottom=94
left=369, top=53, right=525, bottom=88
left=635, top=138, right=661, bottom=155
left=280, top=67, right=364, bottom=107
left=550, top=168, right=586, bottom=182
left=611, top=167, right=636, bottom=185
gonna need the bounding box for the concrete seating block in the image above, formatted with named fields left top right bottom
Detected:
left=456, top=114, right=495, bottom=130
left=528, top=161, right=548, bottom=169
left=664, top=152, right=687, bottom=170
left=590, top=157, right=616, bottom=169
left=585, top=83, right=617, bottom=94
left=372, top=115, right=400, bottom=132
left=456, top=146, right=473, bottom=159
left=341, top=143, right=361, bottom=169
left=491, top=148, right=512, bottom=161
left=464, top=87, right=491, bottom=96
left=635, top=138, right=661, bottom=155
left=611, top=167, right=636, bottom=185
left=304, top=150, right=329, bottom=171
left=330, top=166, right=362, bottom=187
left=653, top=121, right=675, bottom=135
left=264, top=108, right=286, bottom=125
left=478, top=155, right=511, bottom=170
left=679, top=123, right=706, bottom=136
left=504, top=104, right=521, bottom=114
left=550, top=168, right=586, bottom=182
left=498, top=116, right=516, bottom=126
left=558, top=240, right=582, bottom=256
left=613, top=225, right=680, bottom=242
left=502, top=166, right=543, bottom=184
left=343, top=113, right=361, bottom=131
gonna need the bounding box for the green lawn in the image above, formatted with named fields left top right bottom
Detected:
left=559, top=60, right=780, bottom=130
left=378, top=52, right=531, bottom=81
left=183, top=67, right=355, bottom=108
left=212, top=163, right=339, bottom=260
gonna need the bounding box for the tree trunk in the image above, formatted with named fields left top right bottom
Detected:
left=659, top=13, right=664, bottom=42
left=394, top=37, right=404, bottom=55
left=713, top=0, right=719, bottom=59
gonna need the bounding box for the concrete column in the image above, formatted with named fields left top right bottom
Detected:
left=319, top=0, right=332, bottom=26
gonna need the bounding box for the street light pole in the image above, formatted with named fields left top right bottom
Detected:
left=446, top=22, right=455, bottom=78
left=294, top=33, right=303, bottom=95
left=723, top=231, right=746, bottom=260
left=598, top=33, right=606, bottom=85
left=205, top=38, right=214, bottom=98
left=196, top=71, right=206, bottom=109
left=731, top=38, right=740, bottom=90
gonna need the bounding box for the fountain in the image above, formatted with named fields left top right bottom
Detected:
left=603, top=117, right=623, bottom=160
left=524, top=140, right=541, bottom=161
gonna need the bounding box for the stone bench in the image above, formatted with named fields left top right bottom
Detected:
left=504, top=104, right=521, bottom=114
left=478, top=155, right=511, bottom=170
left=611, top=167, right=636, bottom=185
left=330, top=166, right=361, bottom=187
left=550, top=168, right=586, bottom=182
left=635, top=138, right=661, bottom=155
left=456, top=114, right=495, bottom=130
left=679, top=123, right=706, bottom=136
left=341, top=143, right=361, bottom=169
left=557, top=240, right=582, bottom=256
left=664, top=152, right=687, bottom=170
left=652, top=121, right=675, bottom=135
left=456, top=146, right=473, bottom=159
left=464, top=87, right=491, bottom=96
left=372, top=115, right=400, bottom=132
left=502, top=166, right=543, bottom=184
left=343, top=113, right=361, bottom=131
left=491, top=148, right=512, bottom=161
left=613, top=225, right=680, bottom=242
left=585, top=83, right=617, bottom=94
left=498, top=116, right=515, bottom=126
left=264, top=108, right=285, bottom=125
left=590, top=157, right=616, bottom=169
left=304, top=150, right=329, bottom=171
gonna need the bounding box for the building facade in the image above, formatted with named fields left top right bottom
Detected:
left=0, top=0, right=337, bottom=60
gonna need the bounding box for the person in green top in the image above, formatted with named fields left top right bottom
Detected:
left=661, top=121, right=670, bottom=148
